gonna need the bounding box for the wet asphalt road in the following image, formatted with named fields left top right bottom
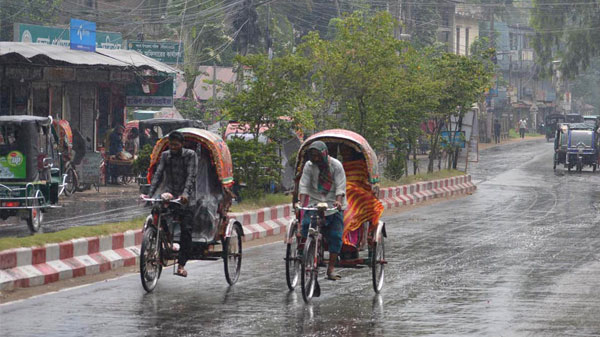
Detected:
left=4, top=139, right=600, bottom=336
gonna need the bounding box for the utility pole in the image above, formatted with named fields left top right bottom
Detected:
left=334, top=0, right=341, bottom=17
left=266, top=3, right=272, bottom=59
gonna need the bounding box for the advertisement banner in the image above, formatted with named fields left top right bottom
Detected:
left=126, top=76, right=174, bottom=107
left=14, top=23, right=122, bottom=49
left=0, top=151, right=26, bottom=179
left=127, top=40, right=183, bottom=64
left=70, top=19, right=96, bottom=52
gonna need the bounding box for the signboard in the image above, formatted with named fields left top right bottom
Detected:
left=441, top=131, right=466, bottom=148
left=70, top=19, right=96, bottom=52
left=0, top=151, right=26, bottom=179
left=77, top=152, right=103, bottom=185
left=14, top=23, right=122, bottom=49
left=126, top=76, right=174, bottom=107
left=127, top=40, right=184, bottom=64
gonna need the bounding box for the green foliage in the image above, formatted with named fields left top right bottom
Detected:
left=132, top=144, right=154, bottom=177
left=384, top=151, right=405, bottom=181
left=0, top=0, right=63, bottom=41
left=174, top=97, right=205, bottom=121
left=221, top=52, right=314, bottom=141
left=300, top=11, right=406, bottom=151
left=531, top=0, right=599, bottom=77
left=227, top=138, right=281, bottom=199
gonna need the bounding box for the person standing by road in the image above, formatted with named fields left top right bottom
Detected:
left=298, top=141, right=347, bottom=281
left=519, top=118, right=527, bottom=139
left=143, top=131, right=197, bottom=277
left=494, top=119, right=502, bottom=144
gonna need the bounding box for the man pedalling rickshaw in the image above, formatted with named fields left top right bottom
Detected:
left=285, top=129, right=386, bottom=302
left=139, top=127, right=244, bottom=292
left=0, top=116, right=65, bottom=232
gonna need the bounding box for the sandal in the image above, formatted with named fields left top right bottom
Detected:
left=175, top=267, right=188, bottom=278
left=326, top=272, right=342, bottom=281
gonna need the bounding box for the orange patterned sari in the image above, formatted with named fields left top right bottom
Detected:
left=342, top=160, right=384, bottom=247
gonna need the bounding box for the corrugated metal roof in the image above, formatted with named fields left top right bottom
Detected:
left=97, top=48, right=180, bottom=74
left=0, top=42, right=127, bottom=67
left=0, top=42, right=179, bottom=74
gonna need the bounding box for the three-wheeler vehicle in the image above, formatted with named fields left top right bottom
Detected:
left=139, top=128, right=243, bottom=292
left=285, top=129, right=386, bottom=303
left=545, top=114, right=566, bottom=142
left=0, top=116, right=66, bottom=232
left=555, top=123, right=598, bottom=172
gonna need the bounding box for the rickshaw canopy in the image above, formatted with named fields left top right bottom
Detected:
left=147, top=128, right=234, bottom=188
left=296, top=129, right=380, bottom=184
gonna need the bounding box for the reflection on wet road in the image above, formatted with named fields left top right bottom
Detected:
left=4, top=139, right=600, bottom=336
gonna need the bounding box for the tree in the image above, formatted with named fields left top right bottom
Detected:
left=0, top=0, right=63, bottom=41
left=531, top=0, right=600, bottom=77
left=299, top=11, right=405, bottom=151
left=220, top=53, right=313, bottom=197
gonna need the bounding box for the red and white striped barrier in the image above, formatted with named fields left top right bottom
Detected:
left=0, top=175, right=475, bottom=291
left=378, top=175, right=476, bottom=209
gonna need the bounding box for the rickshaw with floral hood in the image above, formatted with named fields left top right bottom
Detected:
left=0, top=116, right=65, bottom=232
left=285, top=129, right=386, bottom=302
left=138, top=128, right=243, bottom=292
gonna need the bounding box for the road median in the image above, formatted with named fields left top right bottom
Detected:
left=0, top=175, right=475, bottom=291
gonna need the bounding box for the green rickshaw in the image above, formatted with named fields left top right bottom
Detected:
left=0, top=116, right=64, bottom=232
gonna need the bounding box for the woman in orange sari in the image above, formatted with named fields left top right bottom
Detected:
left=339, top=145, right=384, bottom=250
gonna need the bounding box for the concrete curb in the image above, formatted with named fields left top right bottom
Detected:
left=0, top=175, right=475, bottom=291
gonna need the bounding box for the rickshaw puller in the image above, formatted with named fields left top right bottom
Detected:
left=142, top=131, right=197, bottom=277
left=298, top=141, right=347, bottom=281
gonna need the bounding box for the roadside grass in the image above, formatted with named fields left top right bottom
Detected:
left=380, top=169, right=465, bottom=188
left=0, top=216, right=146, bottom=251
left=509, top=129, right=542, bottom=138
left=230, top=193, right=291, bottom=212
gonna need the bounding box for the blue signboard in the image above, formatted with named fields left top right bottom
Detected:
left=70, top=19, right=96, bottom=52
left=441, top=131, right=466, bottom=148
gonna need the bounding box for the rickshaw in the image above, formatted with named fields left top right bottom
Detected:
left=564, top=123, right=598, bottom=172
left=139, top=128, right=243, bottom=292
left=122, top=119, right=205, bottom=185
left=545, top=114, right=565, bottom=142
left=0, top=116, right=65, bottom=232
left=285, top=129, right=386, bottom=302
left=52, top=119, right=78, bottom=196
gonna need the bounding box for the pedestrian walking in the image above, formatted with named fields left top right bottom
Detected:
left=519, top=119, right=527, bottom=139
left=494, top=119, right=501, bottom=144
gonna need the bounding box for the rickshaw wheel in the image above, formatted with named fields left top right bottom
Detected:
left=64, top=167, right=78, bottom=196
left=285, top=226, right=300, bottom=290
left=223, top=224, right=243, bottom=285
left=26, top=198, right=43, bottom=233
left=371, top=231, right=385, bottom=294
left=301, top=236, right=318, bottom=303
left=140, top=226, right=162, bottom=292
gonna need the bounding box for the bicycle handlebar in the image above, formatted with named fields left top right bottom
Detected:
left=141, top=197, right=183, bottom=205
left=296, top=205, right=338, bottom=212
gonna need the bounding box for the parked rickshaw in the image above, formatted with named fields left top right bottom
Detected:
left=0, top=116, right=65, bottom=232
left=52, top=119, right=78, bottom=196
left=285, top=129, right=386, bottom=302
left=545, top=114, right=565, bottom=142
left=138, top=119, right=205, bottom=149
left=565, top=123, right=598, bottom=172
left=139, top=128, right=243, bottom=292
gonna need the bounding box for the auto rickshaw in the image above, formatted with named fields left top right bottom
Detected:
left=139, top=127, right=243, bottom=292
left=553, top=123, right=568, bottom=170
left=545, top=114, right=566, bottom=142
left=564, top=123, right=598, bottom=172
left=285, top=129, right=386, bottom=302
left=0, top=116, right=65, bottom=232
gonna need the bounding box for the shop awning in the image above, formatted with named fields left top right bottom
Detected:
left=0, top=42, right=179, bottom=74
left=97, top=49, right=179, bottom=74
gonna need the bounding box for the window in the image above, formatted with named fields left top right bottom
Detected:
left=509, top=33, right=517, bottom=50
